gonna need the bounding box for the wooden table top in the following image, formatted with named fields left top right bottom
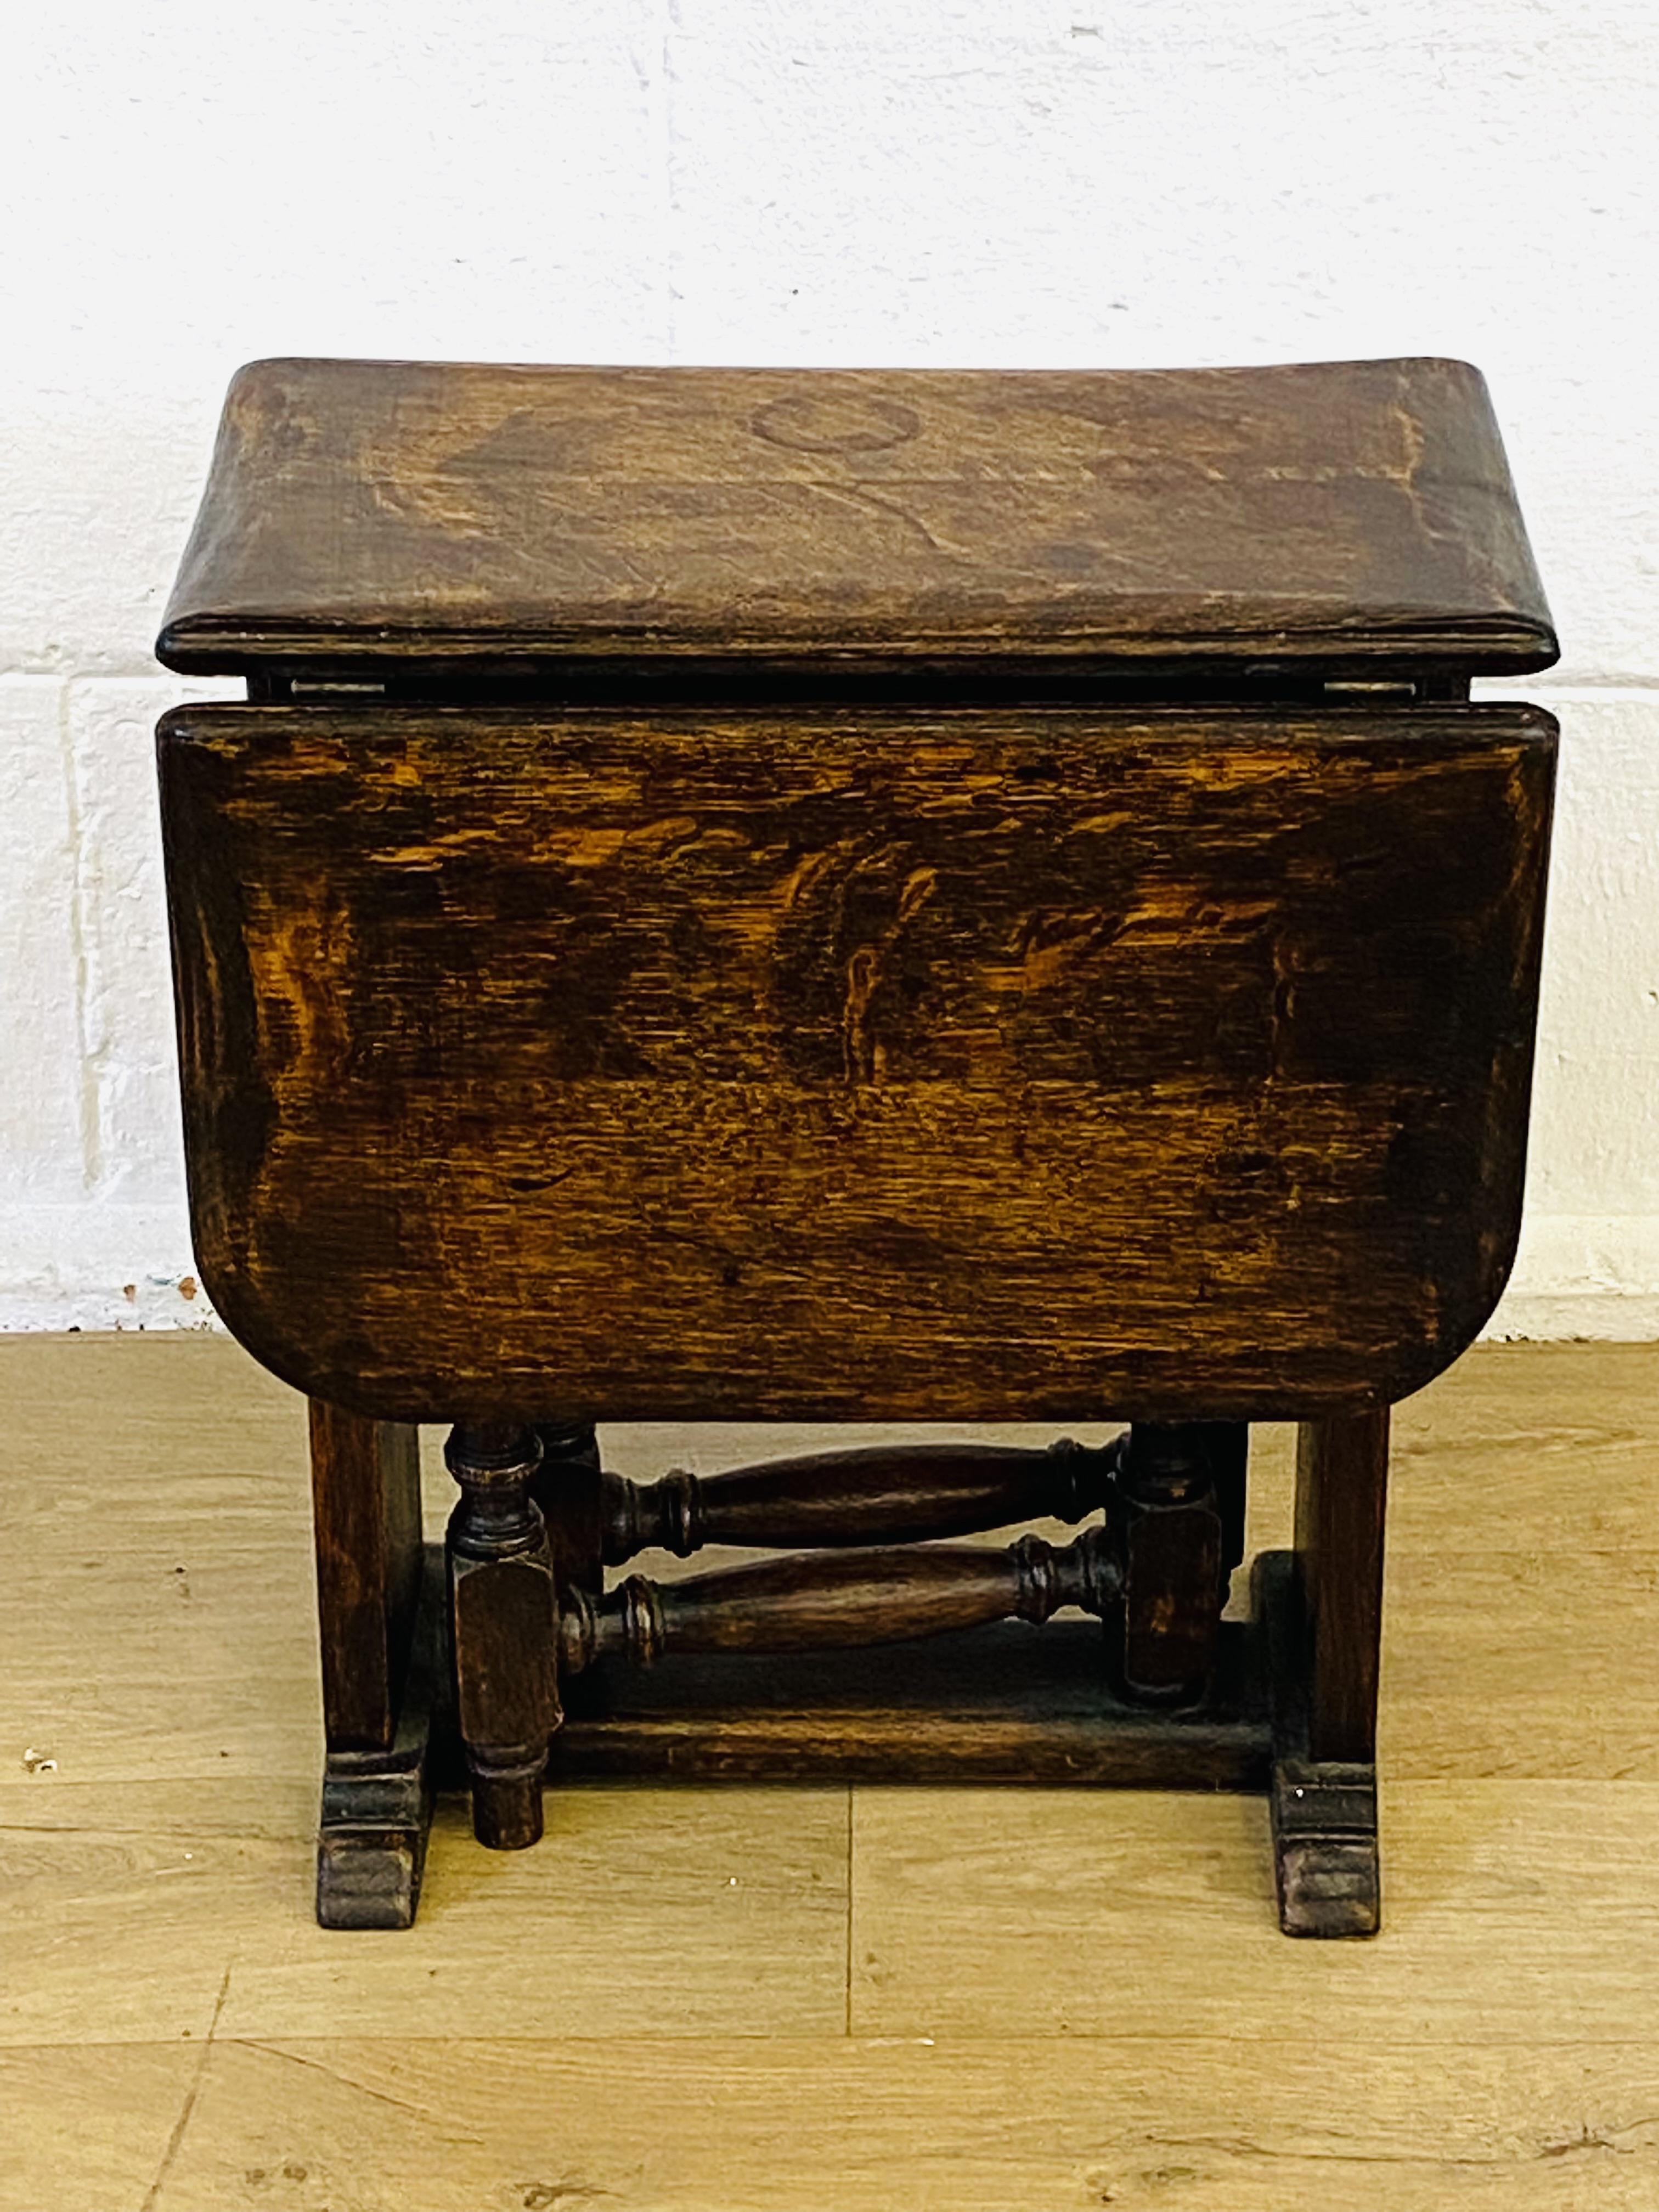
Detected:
left=157, top=357, right=1556, bottom=678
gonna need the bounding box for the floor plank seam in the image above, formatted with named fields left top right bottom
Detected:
left=137, top=1961, right=230, bottom=2211
left=230, top=2040, right=492, bottom=2142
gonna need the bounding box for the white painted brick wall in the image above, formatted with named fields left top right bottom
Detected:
left=3, top=0, right=1656, bottom=1335
left=1, top=681, right=86, bottom=1207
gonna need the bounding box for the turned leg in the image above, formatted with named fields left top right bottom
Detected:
left=309, top=1401, right=435, bottom=1929
left=1112, top=1423, right=1225, bottom=1706
left=1258, top=1407, right=1388, bottom=1938
left=445, top=1421, right=560, bottom=1849
left=533, top=1420, right=603, bottom=1594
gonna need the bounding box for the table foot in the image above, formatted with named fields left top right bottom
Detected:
left=315, top=1549, right=442, bottom=1929
left=1255, top=1547, right=1381, bottom=1938
left=1271, top=1755, right=1379, bottom=1937
left=470, top=1765, right=545, bottom=1850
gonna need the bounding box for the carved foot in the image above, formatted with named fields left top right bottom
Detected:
left=315, top=1549, right=442, bottom=1929
left=1254, top=1548, right=1381, bottom=1938
left=1270, top=1755, right=1380, bottom=1938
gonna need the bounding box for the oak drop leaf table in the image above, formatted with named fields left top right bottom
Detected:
left=154, top=357, right=1558, bottom=1934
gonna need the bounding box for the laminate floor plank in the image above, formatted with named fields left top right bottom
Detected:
left=0, top=1781, right=283, bottom=2045
left=1382, top=1554, right=1659, bottom=1778
left=4, top=1334, right=1659, bottom=2209
left=0, top=2044, right=208, bottom=2212
left=0, top=1780, right=848, bottom=2047
left=4, top=1587, right=321, bottom=1789
left=849, top=1780, right=1659, bottom=2042
left=216, top=1786, right=850, bottom=2043
left=10, top=2036, right=1659, bottom=2212
left=1390, top=1344, right=1659, bottom=1556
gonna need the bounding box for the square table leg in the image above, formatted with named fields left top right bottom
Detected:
left=309, top=1403, right=435, bottom=1928
left=1258, top=1409, right=1388, bottom=1938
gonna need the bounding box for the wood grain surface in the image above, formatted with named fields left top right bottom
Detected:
left=596, top=1438, right=1119, bottom=1556
left=550, top=1617, right=1267, bottom=1788
left=1295, top=1409, right=1389, bottom=1763
left=154, top=357, right=1557, bottom=675
left=10, top=2038, right=1659, bottom=2212
left=159, top=702, right=1554, bottom=1423
left=308, top=1403, right=421, bottom=1751
left=847, top=1780, right=1659, bottom=2041
left=5, top=1334, right=1659, bottom=2211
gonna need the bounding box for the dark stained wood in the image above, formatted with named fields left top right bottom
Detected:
left=444, top=1423, right=559, bottom=1849
left=157, top=702, right=1555, bottom=1426
left=308, top=1400, right=422, bottom=1751
left=1295, top=1409, right=1390, bottom=1764
left=1114, top=1424, right=1224, bottom=1705
left=315, top=1547, right=443, bottom=1929
left=1256, top=1548, right=1381, bottom=1938
left=155, top=358, right=1555, bottom=678
left=532, top=1419, right=602, bottom=1591
left=153, top=357, right=1559, bottom=1936
left=554, top=1613, right=1268, bottom=1788
left=1197, top=1419, right=1250, bottom=1590
left=557, top=1530, right=1121, bottom=1673
left=598, top=1438, right=1121, bottom=1560
left=1271, top=1755, right=1381, bottom=1939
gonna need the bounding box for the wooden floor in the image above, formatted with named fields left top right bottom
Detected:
left=4, top=1336, right=1659, bottom=2210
